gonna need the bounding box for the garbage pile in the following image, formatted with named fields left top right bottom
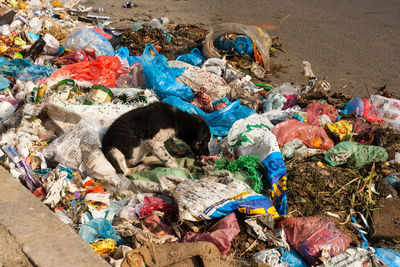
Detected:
left=0, top=1, right=400, bottom=266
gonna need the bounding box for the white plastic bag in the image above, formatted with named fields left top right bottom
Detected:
left=253, top=249, right=288, bottom=266
left=41, top=120, right=120, bottom=187
left=227, top=113, right=276, bottom=159
left=43, top=33, right=59, bottom=55
left=371, top=94, right=400, bottom=131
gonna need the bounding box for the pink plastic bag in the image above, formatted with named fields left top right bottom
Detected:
left=51, top=56, right=127, bottom=87
left=278, top=217, right=352, bottom=266
left=272, top=119, right=334, bottom=151
left=282, top=94, right=297, bottom=110
left=54, top=50, right=91, bottom=65
left=183, top=213, right=240, bottom=255
left=140, top=196, right=176, bottom=218
left=306, top=102, right=338, bottom=125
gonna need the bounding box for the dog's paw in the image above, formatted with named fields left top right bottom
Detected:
left=123, top=164, right=151, bottom=176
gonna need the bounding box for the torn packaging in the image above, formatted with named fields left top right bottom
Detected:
left=101, top=102, right=211, bottom=176
left=173, top=173, right=279, bottom=221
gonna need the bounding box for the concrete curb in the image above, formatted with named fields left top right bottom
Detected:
left=0, top=167, right=110, bottom=267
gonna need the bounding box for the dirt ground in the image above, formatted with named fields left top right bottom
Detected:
left=84, top=0, right=400, bottom=97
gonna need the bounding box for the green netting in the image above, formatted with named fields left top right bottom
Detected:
left=214, top=154, right=264, bottom=192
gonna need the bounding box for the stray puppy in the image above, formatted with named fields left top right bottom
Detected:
left=102, top=102, right=211, bottom=175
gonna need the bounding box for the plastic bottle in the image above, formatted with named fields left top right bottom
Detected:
left=149, top=18, right=163, bottom=29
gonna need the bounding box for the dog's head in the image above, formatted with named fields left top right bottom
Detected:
left=189, top=116, right=211, bottom=158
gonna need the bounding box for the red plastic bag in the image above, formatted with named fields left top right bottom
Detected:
left=343, top=97, right=382, bottom=123
left=306, top=102, right=338, bottom=125
left=141, top=213, right=175, bottom=236
left=272, top=119, right=334, bottom=151
left=183, top=213, right=240, bottom=255
left=51, top=56, right=127, bottom=87
left=140, top=196, right=176, bottom=218
left=362, top=98, right=383, bottom=123
left=278, top=217, right=352, bottom=266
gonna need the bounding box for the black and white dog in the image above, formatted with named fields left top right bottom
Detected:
left=102, top=102, right=211, bottom=175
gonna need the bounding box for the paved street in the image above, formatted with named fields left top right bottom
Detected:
left=89, top=0, right=400, bottom=96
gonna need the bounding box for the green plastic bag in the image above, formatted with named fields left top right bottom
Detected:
left=128, top=167, right=192, bottom=181
left=324, top=141, right=388, bottom=169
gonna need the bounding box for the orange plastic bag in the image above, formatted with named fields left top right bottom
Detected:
left=272, top=119, right=334, bottom=151
left=51, top=56, right=127, bottom=87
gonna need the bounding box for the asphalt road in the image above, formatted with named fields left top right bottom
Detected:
left=88, top=0, right=400, bottom=96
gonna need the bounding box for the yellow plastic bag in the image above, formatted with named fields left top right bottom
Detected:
left=89, top=239, right=116, bottom=255
left=325, top=120, right=353, bottom=141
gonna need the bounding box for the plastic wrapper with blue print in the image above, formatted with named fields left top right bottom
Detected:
left=173, top=174, right=279, bottom=221
left=227, top=113, right=288, bottom=215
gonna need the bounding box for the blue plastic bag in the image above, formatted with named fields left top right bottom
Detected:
left=128, top=44, right=194, bottom=101
left=163, top=96, right=255, bottom=137
left=0, top=76, right=10, bottom=91
left=374, top=248, right=400, bottom=267
left=176, top=48, right=205, bottom=66
left=279, top=249, right=308, bottom=267
left=0, top=57, right=31, bottom=78
left=342, top=97, right=364, bottom=116
left=115, top=46, right=130, bottom=58
left=66, top=28, right=114, bottom=56
left=16, top=65, right=54, bottom=81
left=79, top=218, right=123, bottom=244
left=215, top=34, right=254, bottom=57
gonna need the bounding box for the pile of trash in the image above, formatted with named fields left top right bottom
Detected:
left=0, top=1, right=400, bottom=266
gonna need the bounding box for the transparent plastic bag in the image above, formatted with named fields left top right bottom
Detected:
left=65, top=27, right=114, bottom=56
left=203, top=23, right=272, bottom=70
